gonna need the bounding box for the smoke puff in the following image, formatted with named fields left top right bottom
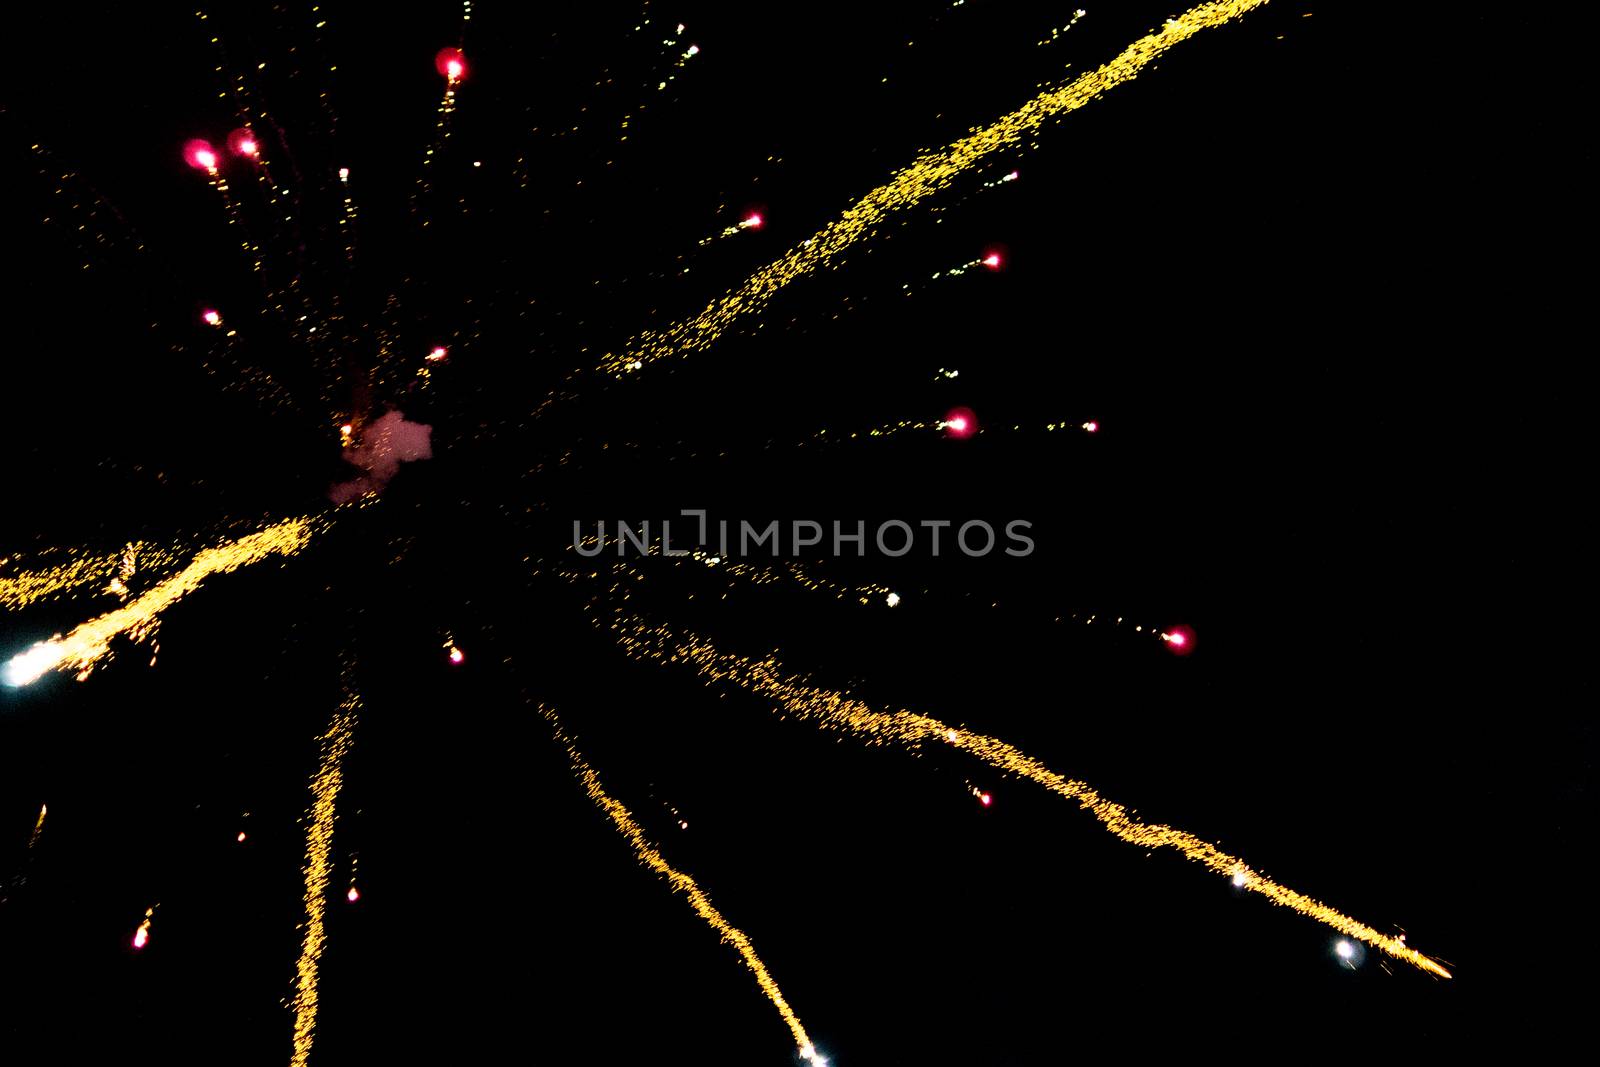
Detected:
left=329, top=410, right=433, bottom=504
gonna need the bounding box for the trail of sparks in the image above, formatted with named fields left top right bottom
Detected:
left=288, top=685, right=359, bottom=1067
left=602, top=0, right=1272, bottom=376
left=2, top=517, right=315, bottom=686
left=26, top=803, right=46, bottom=850
left=601, top=611, right=1451, bottom=979
left=1, top=543, right=172, bottom=611
left=537, top=701, right=816, bottom=1055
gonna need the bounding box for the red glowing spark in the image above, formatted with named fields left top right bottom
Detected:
left=183, top=139, right=219, bottom=172
left=944, top=407, right=977, bottom=438
left=1084, top=420, right=1099, bottom=433
left=227, top=129, right=259, bottom=158
left=236, top=831, right=247, bottom=843
left=979, top=792, right=993, bottom=807
left=1164, top=625, right=1196, bottom=656
left=448, top=646, right=465, bottom=665
left=132, top=925, right=149, bottom=950
left=435, top=47, right=467, bottom=81
left=426, top=346, right=449, bottom=361
left=743, top=212, right=763, bottom=229
left=982, top=252, right=1002, bottom=269
left=346, top=886, right=360, bottom=903
left=201, top=309, right=222, bottom=326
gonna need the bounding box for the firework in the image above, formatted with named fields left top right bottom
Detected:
left=602, top=612, right=1451, bottom=979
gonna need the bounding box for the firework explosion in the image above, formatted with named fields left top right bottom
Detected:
left=0, top=2, right=1478, bottom=1061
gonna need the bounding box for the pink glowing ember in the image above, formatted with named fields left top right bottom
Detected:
left=183, top=139, right=219, bottom=172
left=944, top=407, right=978, bottom=439
left=435, top=47, right=467, bottom=81
left=228, top=129, right=259, bottom=158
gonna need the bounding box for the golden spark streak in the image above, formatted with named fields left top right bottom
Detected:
left=538, top=702, right=815, bottom=1053
left=1, top=542, right=181, bottom=611
left=603, top=0, right=1272, bottom=374
left=607, top=615, right=1452, bottom=979
left=288, top=688, right=359, bottom=1067
left=3, top=517, right=314, bottom=686
left=27, top=804, right=47, bottom=850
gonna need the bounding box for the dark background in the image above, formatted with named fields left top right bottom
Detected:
left=1, top=2, right=1591, bottom=1062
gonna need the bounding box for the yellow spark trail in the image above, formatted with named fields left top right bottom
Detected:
left=604, top=613, right=1452, bottom=979
left=288, top=686, right=359, bottom=1067
left=27, top=804, right=47, bottom=850
left=603, top=0, right=1272, bottom=374
left=2, top=550, right=123, bottom=611
left=2, top=517, right=315, bottom=686
left=538, top=702, right=817, bottom=1055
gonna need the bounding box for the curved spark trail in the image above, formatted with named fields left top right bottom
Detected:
left=3, top=517, right=315, bottom=687
left=289, top=686, right=359, bottom=1067
left=602, top=0, right=1273, bottom=375
left=538, top=702, right=817, bottom=1056
left=603, top=613, right=1452, bottom=980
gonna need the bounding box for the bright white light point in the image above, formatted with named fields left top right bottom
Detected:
left=742, top=212, right=763, bottom=229
left=448, top=646, right=464, bottom=665
left=427, top=346, right=448, bottom=361
left=132, top=927, right=149, bottom=949
left=948, top=416, right=968, bottom=432
left=446, top=59, right=463, bottom=79
left=1083, top=420, right=1098, bottom=433
left=237, top=831, right=248, bottom=843
left=1335, top=940, right=1354, bottom=959
left=946, top=729, right=958, bottom=742
left=982, top=253, right=1002, bottom=268
left=886, top=591, right=901, bottom=607
left=472, top=160, right=481, bottom=168
left=686, top=44, right=700, bottom=56
left=197, top=151, right=217, bottom=171
left=202, top=309, right=222, bottom=326
left=1232, top=870, right=1247, bottom=886
left=347, top=886, right=360, bottom=902
left=338, top=167, right=350, bottom=181
left=4, top=644, right=61, bottom=687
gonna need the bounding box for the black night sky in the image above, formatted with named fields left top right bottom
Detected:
left=1, top=3, right=1591, bottom=1063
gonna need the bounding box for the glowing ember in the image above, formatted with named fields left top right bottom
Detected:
left=183, top=139, right=219, bottom=172
left=227, top=129, right=260, bottom=158
left=435, top=47, right=467, bottom=81
left=944, top=407, right=978, bottom=438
